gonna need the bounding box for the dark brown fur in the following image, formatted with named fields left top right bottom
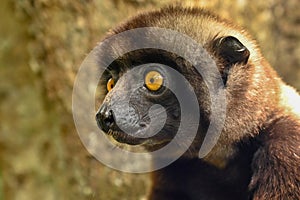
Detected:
left=98, top=6, right=300, bottom=200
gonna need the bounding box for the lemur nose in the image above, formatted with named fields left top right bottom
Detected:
left=96, top=104, right=115, bottom=133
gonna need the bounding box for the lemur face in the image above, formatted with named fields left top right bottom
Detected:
left=95, top=50, right=187, bottom=149
left=95, top=35, right=249, bottom=152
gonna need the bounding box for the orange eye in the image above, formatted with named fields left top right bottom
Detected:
left=144, top=71, right=164, bottom=91
left=106, top=78, right=115, bottom=92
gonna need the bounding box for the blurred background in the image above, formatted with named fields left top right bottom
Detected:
left=0, top=0, right=299, bottom=199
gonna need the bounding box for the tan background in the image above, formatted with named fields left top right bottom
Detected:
left=0, top=0, right=299, bottom=199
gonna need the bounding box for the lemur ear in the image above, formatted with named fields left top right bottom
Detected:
left=212, top=36, right=250, bottom=85
left=214, top=36, right=250, bottom=66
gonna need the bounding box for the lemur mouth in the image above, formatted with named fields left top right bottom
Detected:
left=106, top=129, right=147, bottom=145
left=105, top=129, right=172, bottom=148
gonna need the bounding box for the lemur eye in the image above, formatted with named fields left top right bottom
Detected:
left=144, top=71, right=164, bottom=91
left=106, top=78, right=115, bottom=92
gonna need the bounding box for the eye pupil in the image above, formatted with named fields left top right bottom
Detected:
left=150, top=78, right=155, bottom=83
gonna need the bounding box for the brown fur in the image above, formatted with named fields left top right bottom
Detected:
left=99, top=6, right=300, bottom=200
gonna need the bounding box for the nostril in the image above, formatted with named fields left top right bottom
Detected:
left=96, top=107, right=116, bottom=133
left=103, top=110, right=115, bottom=128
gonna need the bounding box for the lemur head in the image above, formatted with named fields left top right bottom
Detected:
left=95, top=6, right=277, bottom=161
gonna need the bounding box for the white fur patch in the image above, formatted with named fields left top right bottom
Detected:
left=280, top=84, right=300, bottom=117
